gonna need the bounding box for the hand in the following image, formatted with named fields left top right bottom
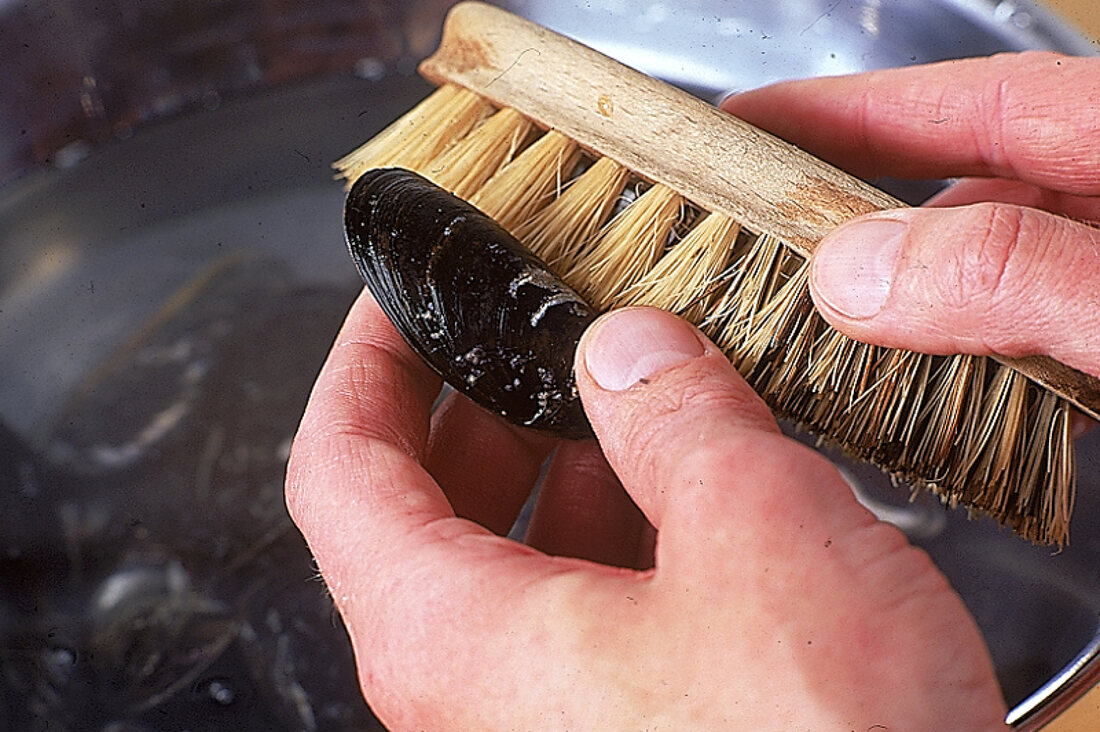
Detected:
left=286, top=294, right=1007, bottom=730
left=722, top=51, right=1100, bottom=381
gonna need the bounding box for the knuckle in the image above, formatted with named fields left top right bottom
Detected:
left=938, top=202, right=1035, bottom=310
left=283, top=437, right=314, bottom=523
left=975, top=52, right=1055, bottom=176
left=976, top=52, right=1100, bottom=191
left=614, top=361, right=777, bottom=473
left=282, top=427, right=337, bottom=527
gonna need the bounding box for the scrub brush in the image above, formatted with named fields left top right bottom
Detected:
left=334, top=1, right=1100, bottom=546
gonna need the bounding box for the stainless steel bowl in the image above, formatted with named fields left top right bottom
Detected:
left=1, top=1, right=1096, bottom=729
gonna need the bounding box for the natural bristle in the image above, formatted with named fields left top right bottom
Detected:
left=512, top=157, right=629, bottom=271
left=334, top=85, right=492, bottom=183
left=470, top=129, right=580, bottom=232
left=563, top=183, right=683, bottom=310
left=334, top=79, right=1076, bottom=546
left=611, top=212, right=741, bottom=323
left=424, top=106, right=533, bottom=199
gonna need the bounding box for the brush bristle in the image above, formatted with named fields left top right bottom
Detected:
left=334, top=84, right=1075, bottom=546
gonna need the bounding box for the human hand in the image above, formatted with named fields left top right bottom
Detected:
left=286, top=293, right=1008, bottom=730
left=721, top=51, right=1100, bottom=381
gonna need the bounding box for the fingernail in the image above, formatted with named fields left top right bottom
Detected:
left=583, top=308, right=705, bottom=391
left=812, top=218, right=907, bottom=319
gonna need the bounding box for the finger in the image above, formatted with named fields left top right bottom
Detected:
left=574, top=308, right=878, bottom=570
left=808, top=204, right=1100, bottom=378
left=524, top=439, right=650, bottom=569
left=575, top=307, right=777, bottom=532
left=289, top=288, right=440, bottom=472
left=927, top=177, right=1100, bottom=224
left=425, top=391, right=556, bottom=535
left=286, top=291, right=632, bottom=728
left=721, top=52, right=1100, bottom=195
left=286, top=290, right=451, bottom=590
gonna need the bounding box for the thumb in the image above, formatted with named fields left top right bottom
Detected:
left=574, top=308, right=876, bottom=556
left=808, top=204, right=1100, bottom=378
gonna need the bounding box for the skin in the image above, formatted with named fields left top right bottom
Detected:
left=722, top=51, right=1100, bottom=377
left=287, top=52, right=1099, bottom=730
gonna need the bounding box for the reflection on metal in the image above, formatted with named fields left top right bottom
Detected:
left=1010, top=631, right=1100, bottom=728
left=840, top=466, right=949, bottom=541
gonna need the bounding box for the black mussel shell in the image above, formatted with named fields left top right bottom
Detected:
left=344, top=168, right=595, bottom=439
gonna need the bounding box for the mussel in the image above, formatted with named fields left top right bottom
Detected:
left=344, top=168, right=595, bottom=439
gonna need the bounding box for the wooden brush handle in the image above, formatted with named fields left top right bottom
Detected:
left=420, top=1, right=1100, bottom=421
left=420, top=2, right=898, bottom=256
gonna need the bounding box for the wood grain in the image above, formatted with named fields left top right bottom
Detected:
left=420, top=3, right=902, bottom=259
